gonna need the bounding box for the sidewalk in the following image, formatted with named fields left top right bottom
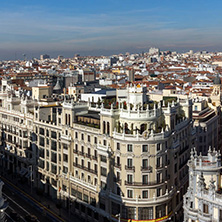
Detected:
left=1, top=170, right=83, bottom=222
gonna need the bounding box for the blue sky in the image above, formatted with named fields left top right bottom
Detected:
left=1, top=0, right=222, bottom=59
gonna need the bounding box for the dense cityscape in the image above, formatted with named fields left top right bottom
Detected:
left=0, top=48, right=221, bottom=222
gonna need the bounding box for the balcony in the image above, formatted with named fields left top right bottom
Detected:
left=115, top=163, right=121, bottom=170
left=85, top=153, right=92, bottom=159
left=156, top=164, right=164, bottom=170
left=141, top=166, right=152, bottom=172
left=125, top=179, right=165, bottom=186
left=73, top=162, right=98, bottom=175
left=125, top=166, right=135, bottom=172
left=92, top=155, right=97, bottom=160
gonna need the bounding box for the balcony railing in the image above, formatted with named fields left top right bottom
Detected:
left=73, top=162, right=98, bottom=175
left=115, top=163, right=121, bottom=170
left=141, top=166, right=152, bottom=172
left=125, top=179, right=165, bottom=186
left=125, top=166, right=135, bottom=172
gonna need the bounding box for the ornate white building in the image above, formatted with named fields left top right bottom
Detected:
left=183, top=147, right=222, bottom=222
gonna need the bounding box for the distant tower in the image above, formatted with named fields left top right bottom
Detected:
left=0, top=180, right=8, bottom=221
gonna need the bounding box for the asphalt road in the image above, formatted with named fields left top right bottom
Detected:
left=3, top=183, right=51, bottom=222
left=1, top=176, right=83, bottom=222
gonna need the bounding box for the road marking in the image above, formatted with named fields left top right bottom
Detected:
left=2, top=177, right=65, bottom=222
left=5, top=212, right=16, bottom=222
left=7, top=204, right=27, bottom=222
left=4, top=193, right=31, bottom=215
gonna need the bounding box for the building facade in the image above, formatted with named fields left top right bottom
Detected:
left=0, top=81, right=195, bottom=221
left=183, top=147, right=222, bottom=222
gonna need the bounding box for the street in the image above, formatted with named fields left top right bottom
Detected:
left=1, top=175, right=83, bottom=222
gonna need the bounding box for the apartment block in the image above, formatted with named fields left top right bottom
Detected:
left=0, top=81, right=195, bottom=222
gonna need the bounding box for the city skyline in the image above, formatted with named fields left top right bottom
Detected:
left=1, top=0, right=222, bottom=60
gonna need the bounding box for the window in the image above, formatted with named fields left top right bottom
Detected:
left=88, top=135, right=90, bottom=142
left=51, top=152, right=57, bottom=163
left=94, top=150, right=97, bottom=158
left=94, top=164, right=97, bottom=173
left=127, top=174, right=133, bottom=184
left=103, top=140, right=106, bottom=146
left=51, top=131, right=57, bottom=139
left=142, top=175, right=148, bottom=184
left=139, top=207, right=153, bottom=220
left=63, top=166, right=68, bottom=174
left=101, top=167, right=107, bottom=176
left=39, top=128, right=45, bottom=135
left=156, top=157, right=161, bottom=167
left=127, top=190, right=133, bottom=198
left=51, top=140, right=57, bottom=151
left=83, top=194, right=89, bottom=203
left=63, top=154, right=68, bottom=162
left=88, top=148, right=90, bottom=156
left=195, top=105, right=197, bottom=111
left=157, top=188, right=161, bottom=197
left=203, top=204, right=209, bottom=214
left=127, top=158, right=133, bottom=168
left=81, top=133, right=84, bottom=140
left=62, top=185, right=66, bottom=191
left=142, top=145, right=148, bottom=152
left=39, top=136, right=45, bottom=147
left=157, top=172, right=161, bottom=183
left=75, top=132, right=78, bottom=139
left=101, top=181, right=106, bottom=190
left=94, top=137, right=97, bottom=144
left=117, top=156, right=120, bottom=166
left=117, top=142, right=120, bottom=150
left=157, top=143, right=161, bottom=151
left=142, top=159, right=148, bottom=168
left=127, top=144, right=133, bottom=152
left=142, top=191, right=148, bottom=199
left=101, top=155, right=107, bottom=163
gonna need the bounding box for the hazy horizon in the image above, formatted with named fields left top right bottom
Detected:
left=1, top=0, right=222, bottom=60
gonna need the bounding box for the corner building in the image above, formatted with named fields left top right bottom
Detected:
left=35, top=85, right=194, bottom=221
left=0, top=80, right=195, bottom=221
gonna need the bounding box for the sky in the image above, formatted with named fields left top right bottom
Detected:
left=1, top=0, right=222, bottom=60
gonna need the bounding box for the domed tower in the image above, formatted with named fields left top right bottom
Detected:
left=211, top=74, right=221, bottom=106
left=53, top=79, right=62, bottom=94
